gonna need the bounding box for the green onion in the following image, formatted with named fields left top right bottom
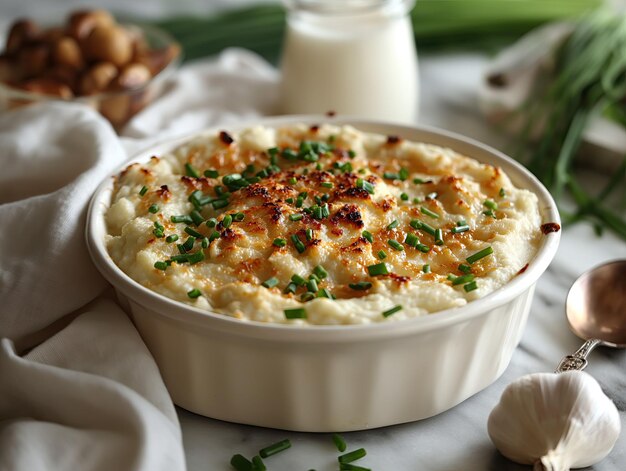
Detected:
left=400, top=192, right=409, bottom=201
left=405, top=233, right=419, bottom=247
left=484, top=200, right=498, bottom=210
left=233, top=212, right=245, bottom=222
left=182, top=236, right=196, bottom=252
left=452, top=273, right=475, bottom=285
left=413, top=177, right=425, bottom=184
left=388, top=239, right=404, bottom=251
left=399, top=167, right=409, bottom=181
left=464, top=281, right=478, bottom=292
left=289, top=213, right=303, bottom=221
left=349, top=281, right=372, bottom=291
left=187, top=250, right=205, bottom=264
left=291, top=274, right=306, bottom=286
left=172, top=215, right=193, bottom=224
left=466, top=246, right=494, bottom=264
left=154, top=261, right=168, bottom=270
left=230, top=454, right=252, bottom=471
left=201, top=237, right=209, bottom=248
left=166, top=234, right=179, bottom=243
left=447, top=274, right=457, bottom=282
left=262, top=277, right=279, bottom=288
left=321, top=203, right=330, bottom=218
left=459, top=263, right=472, bottom=273
left=410, top=219, right=436, bottom=237
left=300, top=292, right=315, bottom=302
left=422, top=264, right=431, bottom=273
left=209, top=230, right=220, bottom=242
left=222, top=214, right=233, bottom=228
left=338, top=448, right=367, bottom=464
left=356, top=178, right=375, bottom=194
left=420, top=206, right=439, bottom=219
left=148, top=204, right=159, bottom=214
left=377, top=250, right=387, bottom=259
left=284, top=282, right=297, bottom=294
left=289, top=177, right=297, bottom=185
left=305, top=228, right=313, bottom=240
left=170, top=254, right=189, bottom=263
left=273, top=237, right=286, bottom=247
left=189, top=210, right=204, bottom=226
left=291, top=234, right=306, bottom=253
left=285, top=307, right=307, bottom=319
left=185, top=163, right=200, bottom=178
left=204, top=169, right=219, bottom=178
left=316, top=288, right=333, bottom=298
left=362, top=230, right=374, bottom=243
left=348, top=150, right=356, bottom=158
left=367, top=262, right=389, bottom=276
left=434, top=228, right=444, bottom=245
left=499, top=188, right=506, bottom=198
left=212, top=198, right=229, bottom=210
left=333, top=433, right=347, bottom=452
left=251, top=456, right=266, bottom=471
left=321, top=181, right=333, bottom=188
left=313, top=265, right=328, bottom=279
left=387, top=220, right=399, bottom=230
left=412, top=197, right=421, bottom=204
left=306, top=278, right=318, bottom=293
left=451, top=225, right=470, bottom=234
left=296, top=196, right=304, bottom=208
left=483, top=209, right=496, bottom=218
left=383, top=171, right=398, bottom=180
left=187, top=288, right=201, bottom=299
left=382, top=305, right=403, bottom=317
left=457, top=219, right=467, bottom=226
left=185, top=226, right=204, bottom=238
left=153, top=228, right=164, bottom=238
left=416, top=243, right=430, bottom=253
left=139, top=185, right=148, bottom=196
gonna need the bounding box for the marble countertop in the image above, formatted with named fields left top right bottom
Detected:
left=178, top=53, right=626, bottom=471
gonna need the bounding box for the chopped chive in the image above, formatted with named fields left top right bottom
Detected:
left=404, top=233, right=419, bottom=247
left=348, top=149, right=356, bottom=158
left=447, top=274, right=457, bottom=282
left=451, top=225, right=470, bottom=234
left=321, top=181, right=334, bottom=188
left=153, top=228, right=164, bottom=238
left=291, top=234, right=306, bottom=253
left=171, top=215, right=193, bottom=224
left=466, top=246, right=494, bottom=264
left=382, top=305, right=402, bottom=318
left=187, top=250, right=205, bottom=264
left=483, top=209, right=496, bottom=218
left=377, top=249, right=387, bottom=259
left=230, top=454, right=252, bottom=471
left=289, top=213, right=303, bottom=221
left=300, top=292, right=315, bottom=302
left=170, top=254, right=189, bottom=263
left=457, top=219, right=467, bottom=226
left=251, top=456, right=266, bottom=471
left=206, top=218, right=217, bottom=228
left=316, top=288, right=333, bottom=299
left=305, top=228, right=313, bottom=240
left=284, top=282, right=297, bottom=294
left=148, top=204, right=159, bottom=214
left=262, top=277, right=279, bottom=289
left=286, top=198, right=295, bottom=205
left=182, top=236, right=196, bottom=252
left=400, top=192, right=409, bottom=201
left=316, top=163, right=322, bottom=170
left=434, top=228, right=444, bottom=245
left=413, top=177, right=425, bottom=184
left=154, top=261, right=168, bottom=270
left=499, top=188, right=506, bottom=198
left=388, top=239, right=404, bottom=251
left=422, top=264, right=431, bottom=273
left=185, top=227, right=204, bottom=238
left=387, top=220, right=399, bottom=230
left=201, top=237, right=209, bottom=248
left=166, top=234, right=179, bottom=243
left=313, top=265, right=328, bottom=279
left=412, top=197, right=421, bottom=204
left=212, top=198, right=229, bottom=210
left=464, top=281, right=478, bottom=292
left=185, top=163, right=200, bottom=178
left=306, top=278, right=318, bottom=293
left=362, top=230, right=374, bottom=243
left=338, top=448, right=367, bottom=464
left=420, top=206, right=439, bottom=219
left=484, top=200, right=498, bottom=210
left=154, top=221, right=164, bottom=230
left=452, top=273, right=475, bottom=285
left=349, top=281, right=372, bottom=291
left=333, top=434, right=347, bottom=452
left=383, top=171, right=398, bottom=180
left=222, top=214, right=233, bottom=228
left=291, top=274, right=306, bottom=286
left=312, top=206, right=323, bottom=220
left=410, top=219, right=436, bottom=236
left=459, top=263, right=472, bottom=274
left=204, top=169, right=219, bottom=178
left=273, top=238, right=286, bottom=247
left=356, top=178, right=375, bottom=194
left=189, top=210, right=204, bottom=226
left=416, top=243, right=430, bottom=253
left=399, top=167, right=409, bottom=181
left=289, top=177, right=298, bottom=185
left=309, top=273, right=320, bottom=283
left=139, top=185, right=148, bottom=196
left=321, top=203, right=330, bottom=218
left=209, top=230, right=220, bottom=242
left=233, top=212, right=245, bottom=222
left=367, top=262, right=389, bottom=276
left=187, top=289, right=201, bottom=299
left=296, top=196, right=304, bottom=208
left=285, top=307, right=308, bottom=320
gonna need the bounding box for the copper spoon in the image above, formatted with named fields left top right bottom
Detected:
left=556, top=259, right=626, bottom=373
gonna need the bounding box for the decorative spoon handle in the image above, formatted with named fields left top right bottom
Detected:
left=555, top=338, right=602, bottom=373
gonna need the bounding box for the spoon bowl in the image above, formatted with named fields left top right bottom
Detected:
left=566, top=259, right=626, bottom=348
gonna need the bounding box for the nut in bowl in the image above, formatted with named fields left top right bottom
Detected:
left=87, top=117, right=561, bottom=431
left=0, top=10, right=181, bottom=130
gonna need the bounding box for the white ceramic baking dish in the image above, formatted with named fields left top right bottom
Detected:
left=86, top=116, right=560, bottom=432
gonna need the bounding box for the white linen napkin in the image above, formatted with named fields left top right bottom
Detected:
left=0, top=48, right=279, bottom=471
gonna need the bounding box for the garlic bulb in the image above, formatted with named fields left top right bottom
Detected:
left=488, top=371, right=621, bottom=471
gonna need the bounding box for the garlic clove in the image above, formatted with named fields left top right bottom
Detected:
left=488, top=371, right=621, bottom=471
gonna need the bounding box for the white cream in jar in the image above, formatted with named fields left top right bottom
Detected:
left=280, top=0, right=419, bottom=122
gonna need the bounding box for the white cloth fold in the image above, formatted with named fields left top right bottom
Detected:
left=0, top=48, right=279, bottom=471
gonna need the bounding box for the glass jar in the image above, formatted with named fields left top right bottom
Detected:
left=279, top=0, right=419, bottom=122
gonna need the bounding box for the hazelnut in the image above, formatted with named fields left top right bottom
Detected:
left=39, top=27, right=65, bottom=43
left=81, top=25, right=132, bottom=67
left=17, top=43, right=50, bottom=78
left=67, top=9, right=114, bottom=40
left=79, top=62, right=118, bottom=95
left=6, top=19, right=40, bottom=54
left=135, top=44, right=180, bottom=75
left=114, top=63, right=151, bottom=90
left=19, top=78, right=74, bottom=99
left=42, top=65, right=78, bottom=90
left=52, top=37, right=84, bottom=70
left=0, top=55, right=17, bottom=83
